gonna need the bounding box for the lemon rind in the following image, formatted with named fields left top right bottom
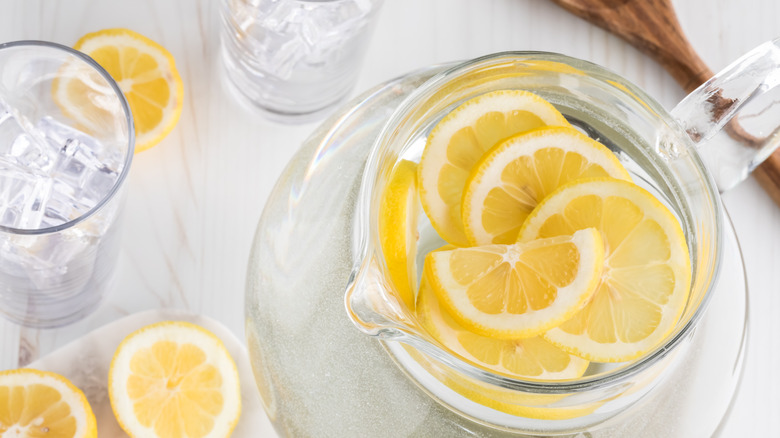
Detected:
left=72, top=28, right=183, bottom=152
left=418, top=89, right=570, bottom=246
left=379, top=159, right=419, bottom=310
left=108, top=321, right=241, bottom=438
left=461, top=125, right=631, bottom=246
left=518, top=178, right=691, bottom=363
left=417, top=277, right=589, bottom=380
left=428, top=228, right=605, bottom=340
left=0, top=368, right=97, bottom=438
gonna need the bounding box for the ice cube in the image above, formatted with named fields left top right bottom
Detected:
left=40, top=116, right=121, bottom=208
left=8, top=132, right=54, bottom=171
left=298, top=0, right=375, bottom=63
left=46, top=179, right=93, bottom=222
left=82, top=167, right=118, bottom=202
left=0, top=114, right=120, bottom=230
left=268, top=35, right=306, bottom=79
left=0, top=157, right=53, bottom=229
left=38, top=116, right=108, bottom=164
left=263, top=1, right=301, bottom=31
left=0, top=104, right=57, bottom=173
left=1, top=87, right=56, bottom=148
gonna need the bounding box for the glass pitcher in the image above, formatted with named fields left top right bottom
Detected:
left=246, top=39, right=780, bottom=436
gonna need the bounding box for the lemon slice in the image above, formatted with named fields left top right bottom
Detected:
left=418, top=90, right=570, bottom=246
left=417, top=268, right=589, bottom=380
left=462, top=126, right=631, bottom=245
left=518, top=178, right=692, bottom=362
left=426, top=228, right=604, bottom=339
left=379, top=160, right=419, bottom=310
left=0, top=369, right=97, bottom=438
left=403, top=344, right=600, bottom=421
left=63, top=28, right=184, bottom=152
left=109, top=321, right=241, bottom=438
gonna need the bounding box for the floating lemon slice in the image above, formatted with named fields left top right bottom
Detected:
left=418, top=90, right=570, bottom=246
left=109, top=321, right=241, bottom=438
left=403, top=342, right=601, bottom=421
left=59, top=28, right=184, bottom=152
left=462, top=126, right=631, bottom=245
left=417, top=267, right=589, bottom=380
left=426, top=228, right=604, bottom=339
left=0, top=369, right=97, bottom=438
left=518, top=178, right=691, bottom=362
left=379, top=160, right=420, bottom=310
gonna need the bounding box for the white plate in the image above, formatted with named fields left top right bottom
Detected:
left=28, top=309, right=275, bottom=437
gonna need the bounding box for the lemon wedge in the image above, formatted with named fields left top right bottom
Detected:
left=462, top=126, right=630, bottom=245
left=418, top=90, right=570, bottom=246
left=109, top=321, right=241, bottom=438
left=379, top=160, right=420, bottom=310
left=518, top=178, right=691, bottom=362
left=426, top=228, right=604, bottom=339
left=0, top=369, right=97, bottom=438
left=63, top=28, right=184, bottom=152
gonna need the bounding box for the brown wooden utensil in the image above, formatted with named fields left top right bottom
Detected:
left=550, top=0, right=780, bottom=205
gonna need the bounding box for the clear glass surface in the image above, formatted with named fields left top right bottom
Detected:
left=220, top=0, right=383, bottom=123
left=246, top=62, right=747, bottom=436
left=672, top=37, right=780, bottom=191
left=345, top=52, right=724, bottom=433
left=0, top=41, right=134, bottom=328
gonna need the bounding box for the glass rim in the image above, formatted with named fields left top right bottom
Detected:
left=358, top=50, right=724, bottom=393
left=0, top=39, right=135, bottom=236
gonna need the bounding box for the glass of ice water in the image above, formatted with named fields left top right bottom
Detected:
left=0, top=41, right=134, bottom=328
left=220, top=0, right=383, bottom=123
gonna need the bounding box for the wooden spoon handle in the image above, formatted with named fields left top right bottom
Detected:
left=551, top=0, right=780, bottom=204
left=550, top=0, right=713, bottom=92
left=753, top=157, right=780, bottom=205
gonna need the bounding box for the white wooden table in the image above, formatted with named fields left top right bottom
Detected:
left=0, top=0, right=777, bottom=436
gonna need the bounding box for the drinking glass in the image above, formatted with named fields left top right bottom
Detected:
left=220, top=0, right=384, bottom=123
left=0, top=41, right=134, bottom=328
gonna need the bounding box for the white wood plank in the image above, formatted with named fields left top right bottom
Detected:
left=0, top=0, right=778, bottom=435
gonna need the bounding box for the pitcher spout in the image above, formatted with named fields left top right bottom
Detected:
left=345, top=253, right=418, bottom=338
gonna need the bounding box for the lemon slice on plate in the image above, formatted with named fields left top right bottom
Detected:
left=417, top=267, right=589, bottom=380
left=109, top=321, right=241, bottom=438
left=518, top=178, right=692, bottom=362
left=418, top=90, right=570, bottom=246
left=426, top=228, right=604, bottom=339
left=0, top=369, right=97, bottom=438
left=56, top=28, right=184, bottom=152
left=379, top=160, right=420, bottom=310
left=462, top=126, right=631, bottom=245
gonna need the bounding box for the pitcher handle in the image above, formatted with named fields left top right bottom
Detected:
left=671, top=37, right=780, bottom=192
